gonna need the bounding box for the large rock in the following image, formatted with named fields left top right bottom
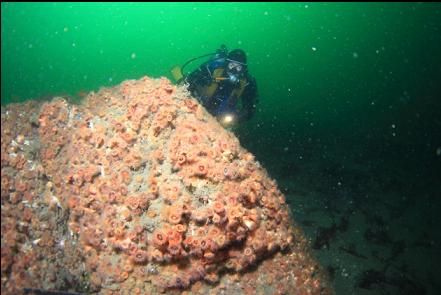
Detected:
left=1, top=76, right=332, bottom=294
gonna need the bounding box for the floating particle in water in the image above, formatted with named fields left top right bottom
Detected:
left=312, top=47, right=317, bottom=51
left=352, top=52, right=359, bottom=58
left=390, top=123, right=397, bottom=137
left=64, top=27, right=68, bottom=32
left=436, top=147, right=441, bottom=156
left=131, top=53, right=136, bottom=59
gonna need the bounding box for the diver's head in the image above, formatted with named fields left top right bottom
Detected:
left=228, top=49, right=247, bottom=65
left=226, top=49, right=247, bottom=83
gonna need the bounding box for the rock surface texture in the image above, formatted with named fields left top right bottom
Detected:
left=1, top=76, right=332, bottom=295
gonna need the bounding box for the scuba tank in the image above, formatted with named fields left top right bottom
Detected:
left=171, top=45, right=228, bottom=83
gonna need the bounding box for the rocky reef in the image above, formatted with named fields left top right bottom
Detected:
left=1, top=76, right=332, bottom=294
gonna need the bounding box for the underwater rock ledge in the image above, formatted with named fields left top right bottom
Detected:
left=1, top=76, right=332, bottom=295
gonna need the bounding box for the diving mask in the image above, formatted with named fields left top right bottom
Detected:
left=226, top=61, right=245, bottom=84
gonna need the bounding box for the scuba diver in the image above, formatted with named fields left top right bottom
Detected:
left=171, top=45, right=258, bottom=127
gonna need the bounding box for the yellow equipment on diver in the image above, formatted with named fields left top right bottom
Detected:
left=214, top=77, right=229, bottom=81
left=170, top=52, right=217, bottom=84
left=171, top=66, right=184, bottom=83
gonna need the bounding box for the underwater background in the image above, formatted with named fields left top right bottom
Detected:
left=2, top=2, right=440, bottom=294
